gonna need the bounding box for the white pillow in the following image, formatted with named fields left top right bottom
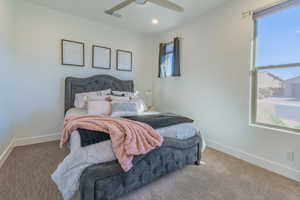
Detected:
left=86, top=95, right=109, bottom=102
left=87, top=100, right=112, bottom=116
left=88, top=95, right=130, bottom=102
left=130, top=97, right=147, bottom=113
left=65, top=108, right=88, bottom=118
left=99, top=89, right=112, bottom=96
left=111, top=101, right=138, bottom=117
left=74, top=89, right=111, bottom=108
left=74, top=91, right=97, bottom=108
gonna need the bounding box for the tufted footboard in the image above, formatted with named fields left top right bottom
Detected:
left=80, top=134, right=202, bottom=200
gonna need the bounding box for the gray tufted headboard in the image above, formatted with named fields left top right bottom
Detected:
left=65, top=75, right=134, bottom=113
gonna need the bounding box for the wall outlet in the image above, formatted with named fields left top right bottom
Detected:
left=287, top=152, right=294, bottom=161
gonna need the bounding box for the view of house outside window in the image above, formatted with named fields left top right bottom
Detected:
left=254, top=3, right=300, bottom=132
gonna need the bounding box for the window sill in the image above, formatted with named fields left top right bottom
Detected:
left=249, top=123, right=300, bottom=136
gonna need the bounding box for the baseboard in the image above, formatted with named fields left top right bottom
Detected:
left=2, top=133, right=299, bottom=182
left=0, top=133, right=60, bottom=168
left=206, top=138, right=300, bottom=182
left=14, top=133, right=60, bottom=147
left=0, top=139, right=15, bottom=169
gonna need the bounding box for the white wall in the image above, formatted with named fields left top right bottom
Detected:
left=152, top=0, right=300, bottom=181
left=2, top=0, right=299, bottom=182
left=0, top=0, right=16, bottom=154
left=13, top=1, right=154, bottom=139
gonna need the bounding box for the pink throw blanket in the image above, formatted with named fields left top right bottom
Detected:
left=60, top=115, right=163, bottom=171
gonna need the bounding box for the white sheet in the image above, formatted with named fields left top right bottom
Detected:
left=52, top=108, right=205, bottom=200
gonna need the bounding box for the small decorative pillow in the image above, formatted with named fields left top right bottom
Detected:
left=87, top=100, right=112, bottom=116
left=110, top=96, right=130, bottom=101
left=74, top=89, right=111, bottom=108
left=111, top=101, right=138, bottom=117
left=111, top=91, right=139, bottom=97
left=110, top=91, right=126, bottom=97
left=99, top=89, right=111, bottom=96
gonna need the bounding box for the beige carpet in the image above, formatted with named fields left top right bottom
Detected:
left=0, top=141, right=299, bottom=200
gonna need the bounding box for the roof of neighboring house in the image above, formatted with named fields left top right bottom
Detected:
left=268, top=72, right=283, bottom=82
left=285, top=75, right=300, bottom=83
left=261, top=72, right=283, bottom=82
left=258, top=72, right=283, bottom=89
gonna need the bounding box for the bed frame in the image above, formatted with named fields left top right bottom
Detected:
left=65, top=75, right=202, bottom=200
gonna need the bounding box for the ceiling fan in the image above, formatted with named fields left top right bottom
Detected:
left=105, top=0, right=184, bottom=17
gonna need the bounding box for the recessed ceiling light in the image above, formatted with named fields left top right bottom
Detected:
left=152, top=19, right=159, bottom=24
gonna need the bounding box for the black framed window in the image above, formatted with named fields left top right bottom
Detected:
left=159, top=38, right=181, bottom=78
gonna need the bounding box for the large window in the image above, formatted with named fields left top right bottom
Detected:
left=252, top=1, right=300, bottom=132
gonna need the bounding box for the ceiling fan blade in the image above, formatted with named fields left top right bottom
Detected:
left=148, top=0, right=184, bottom=12
left=106, top=0, right=135, bottom=14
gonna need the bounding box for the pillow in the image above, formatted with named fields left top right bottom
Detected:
left=110, top=96, right=130, bottom=101
left=129, top=97, right=147, bottom=113
left=89, top=96, right=129, bottom=103
left=74, top=89, right=111, bottom=108
left=87, top=100, right=112, bottom=116
left=111, top=91, right=139, bottom=97
left=111, top=101, right=138, bottom=117
left=86, top=95, right=110, bottom=102
left=110, top=91, right=125, bottom=97
left=65, top=108, right=88, bottom=118
left=99, top=89, right=112, bottom=96
left=74, top=91, right=98, bottom=108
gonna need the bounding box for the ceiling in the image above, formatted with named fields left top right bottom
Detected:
left=25, top=0, right=230, bottom=33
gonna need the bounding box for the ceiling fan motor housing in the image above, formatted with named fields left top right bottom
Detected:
left=135, top=0, right=147, bottom=4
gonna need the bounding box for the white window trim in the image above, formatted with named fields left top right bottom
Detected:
left=249, top=3, right=300, bottom=135
left=249, top=123, right=300, bottom=136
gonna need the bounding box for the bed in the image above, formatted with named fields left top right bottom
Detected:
left=63, top=75, right=202, bottom=200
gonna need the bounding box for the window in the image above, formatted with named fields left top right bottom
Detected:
left=252, top=1, right=300, bottom=133
left=160, top=43, right=174, bottom=78
left=158, top=37, right=181, bottom=78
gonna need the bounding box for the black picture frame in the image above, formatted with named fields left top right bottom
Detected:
left=61, top=39, right=85, bottom=67
left=92, top=45, right=111, bottom=70
left=116, top=49, right=132, bottom=72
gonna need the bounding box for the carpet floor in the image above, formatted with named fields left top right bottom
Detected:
left=0, top=141, right=299, bottom=200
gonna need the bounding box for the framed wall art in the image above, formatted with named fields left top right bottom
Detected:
left=92, top=45, right=111, bottom=69
left=116, top=49, right=132, bottom=72
left=61, top=39, right=85, bottom=67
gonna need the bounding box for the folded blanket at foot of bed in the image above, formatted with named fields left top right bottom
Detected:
left=78, top=113, right=193, bottom=147
left=123, top=113, right=194, bottom=128
left=62, top=115, right=163, bottom=172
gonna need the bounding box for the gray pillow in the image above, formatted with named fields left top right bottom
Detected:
left=111, top=102, right=138, bottom=117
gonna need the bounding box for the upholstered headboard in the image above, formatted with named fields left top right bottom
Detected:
left=65, top=75, right=134, bottom=113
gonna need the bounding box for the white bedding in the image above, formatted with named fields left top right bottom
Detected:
left=52, top=108, right=205, bottom=200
